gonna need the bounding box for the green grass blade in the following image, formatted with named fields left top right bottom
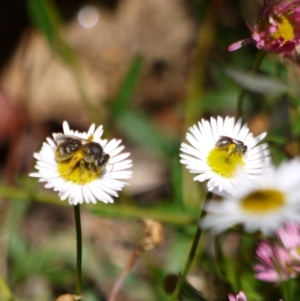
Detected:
left=111, top=56, right=143, bottom=118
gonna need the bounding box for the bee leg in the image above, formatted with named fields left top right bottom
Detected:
left=79, top=160, right=86, bottom=180
left=89, top=164, right=97, bottom=176
left=225, top=144, right=237, bottom=161
left=67, top=154, right=81, bottom=172
left=87, top=163, right=93, bottom=176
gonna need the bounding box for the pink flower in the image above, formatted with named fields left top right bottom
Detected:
left=276, top=222, right=300, bottom=249
left=277, top=222, right=300, bottom=272
left=228, top=291, right=283, bottom=301
left=228, top=291, right=247, bottom=301
left=254, top=222, right=300, bottom=282
left=254, top=241, right=294, bottom=282
left=228, top=0, right=300, bottom=57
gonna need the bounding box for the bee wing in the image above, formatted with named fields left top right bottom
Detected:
left=232, top=138, right=244, bottom=145
left=54, top=134, right=88, bottom=144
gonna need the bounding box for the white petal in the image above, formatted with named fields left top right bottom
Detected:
left=63, top=121, right=70, bottom=133
left=87, top=124, right=96, bottom=136
left=93, top=125, right=104, bottom=140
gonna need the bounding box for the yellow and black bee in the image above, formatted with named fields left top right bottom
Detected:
left=54, top=134, right=110, bottom=175
left=215, top=136, right=247, bottom=159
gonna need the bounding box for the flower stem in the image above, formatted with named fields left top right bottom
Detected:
left=169, top=191, right=213, bottom=301
left=281, top=280, right=291, bottom=301
left=236, top=50, right=267, bottom=119
left=108, top=248, right=144, bottom=301
left=74, top=204, right=82, bottom=298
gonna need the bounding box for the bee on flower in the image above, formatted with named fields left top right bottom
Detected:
left=228, top=0, right=300, bottom=57
left=30, top=121, right=132, bottom=205
left=180, top=116, right=270, bottom=193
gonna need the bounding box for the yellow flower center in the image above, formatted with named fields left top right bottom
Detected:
left=294, top=247, right=300, bottom=259
left=207, top=144, right=245, bottom=178
left=257, top=13, right=295, bottom=44
left=57, top=158, right=101, bottom=185
left=241, top=189, right=285, bottom=214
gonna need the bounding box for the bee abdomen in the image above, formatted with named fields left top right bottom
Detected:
left=55, top=140, right=82, bottom=162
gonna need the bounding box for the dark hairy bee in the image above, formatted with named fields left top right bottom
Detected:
left=54, top=134, right=110, bottom=175
left=215, top=136, right=247, bottom=158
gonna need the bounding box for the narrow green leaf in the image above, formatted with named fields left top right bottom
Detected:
left=240, top=273, right=263, bottom=301
left=112, top=56, right=142, bottom=118
left=26, top=0, right=75, bottom=64
left=214, top=237, right=240, bottom=291
left=264, top=134, right=286, bottom=145
left=118, top=111, right=176, bottom=156
left=0, top=183, right=197, bottom=226
left=225, top=67, right=288, bottom=95
left=26, top=0, right=98, bottom=121
left=90, top=202, right=197, bottom=225
left=26, top=0, right=59, bottom=44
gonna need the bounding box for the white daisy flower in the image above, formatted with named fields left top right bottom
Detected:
left=29, top=121, right=132, bottom=205
left=180, top=116, right=270, bottom=193
left=201, top=159, right=300, bottom=236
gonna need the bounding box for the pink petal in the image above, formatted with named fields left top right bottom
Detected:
left=228, top=38, right=254, bottom=52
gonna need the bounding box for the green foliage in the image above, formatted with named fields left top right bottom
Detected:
left=118, top=111, right=177, bottom=156
left=26, top=0, right=72, bottom=64
left=27, top=0, right=59, bottom=44
left=225, top=67, right=289, bottom=96
left=111, top=56, right=143, bottom=118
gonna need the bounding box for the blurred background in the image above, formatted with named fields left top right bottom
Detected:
left=0, top=0, right=293, bottom=300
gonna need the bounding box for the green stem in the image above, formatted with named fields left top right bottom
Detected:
left=236, top=50, right=267, bottom=119
left=281, top=281, right=291, bottom=301
left=74, top=204, right=82, bottom=297
left=169, top=191, right=213, bottom=301
left=0, top=183, right=198, bottom=226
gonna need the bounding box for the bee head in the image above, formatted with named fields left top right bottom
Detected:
left=95, top=154, right=110, bottom=170
left=83, top=142, right=103, bottom=162
left=215, top=136, right=234, bottom=148
left=216, top=136, right=247, bottom=155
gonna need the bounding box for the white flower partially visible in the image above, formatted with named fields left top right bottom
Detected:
left=180, top=116, right=270, bottom=193
left=201, top=159, right=300, bottom=236
left=30, top=121, right=132, bottom=205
